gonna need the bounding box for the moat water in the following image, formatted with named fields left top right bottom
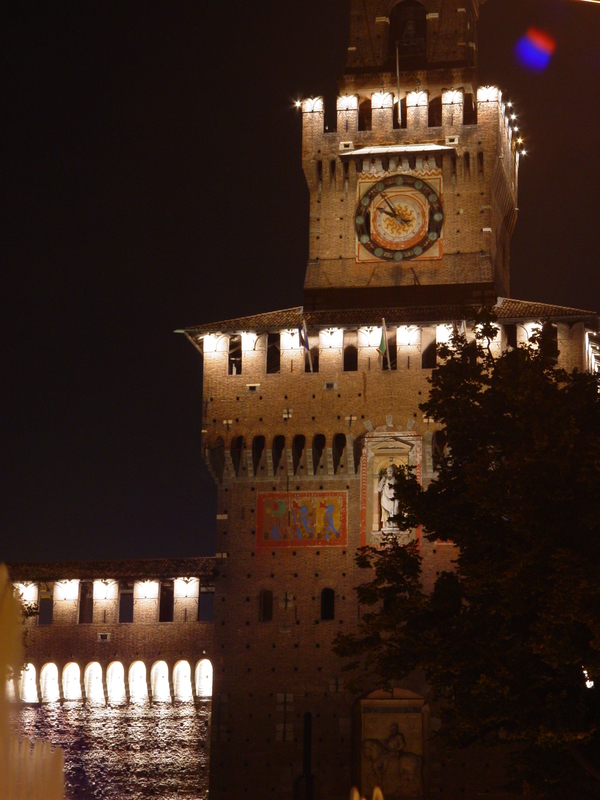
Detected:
left=16, top=701, right=211, bottom=799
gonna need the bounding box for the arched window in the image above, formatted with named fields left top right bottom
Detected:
left=390, top=1, right=427, bottom=64
left=259, top=589, right=273, bottom=622
left=209, top=436, right=226, bottom=482
left=173, top=660, right=193, bottom=702
left=150, top=661, right=171, bottom=702
left=321, top=588, right=335, bottom=620
left=21, top=663, right=39, bottom=703
left=292, top=435, right=306, bottom=475
left=272, top=435, right=286, bottom=474
left=159, top=580, right=174, bottom=622
left=84, top=662, right=104, bottom=704
left=107, top=661, right=127, bottom=704
left=312, top=434, right=326, bottom=474
left=63, top=662, right=82, bottom=701
left=128, top=661, right=148, bottom=703
left=332, top=434, right=347, bottom=475
left=39, top=663, right=59, bottom=703
left=252, top=435, right=266, bottom=476
left=230, top=435, right=245, bottom=477
left=428, top=95, right=442, bottom=127
left=195, top=659, right=213, bottom=698
left=78, top=581, right=93, bottom=624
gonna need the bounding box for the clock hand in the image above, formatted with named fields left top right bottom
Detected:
left=384, top=197, right=396, bottom=215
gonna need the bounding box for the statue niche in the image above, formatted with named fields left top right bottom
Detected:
left=377, top=464, right=400, bottom=531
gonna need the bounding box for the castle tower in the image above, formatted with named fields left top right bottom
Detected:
left=303, top=0, right=517, bottom=312
left=184, top=2, right=598, bottom=798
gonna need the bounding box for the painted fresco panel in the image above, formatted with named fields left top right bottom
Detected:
left=256, top=492, right=347, bottom=549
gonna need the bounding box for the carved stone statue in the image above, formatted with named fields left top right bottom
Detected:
left=377, top=465, right=400, bottom=529
left=362, top=724, right=422, bottom=798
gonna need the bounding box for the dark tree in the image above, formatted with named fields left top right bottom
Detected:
left=335, top=314, right=600, bottom=798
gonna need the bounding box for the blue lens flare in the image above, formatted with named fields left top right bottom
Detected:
left=515, top=28, right=556, bottom=71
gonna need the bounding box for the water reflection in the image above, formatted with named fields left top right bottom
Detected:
left=18, top=700, right=210, bottom=800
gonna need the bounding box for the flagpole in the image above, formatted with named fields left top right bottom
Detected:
left=302, top=318, right=313, bottom=373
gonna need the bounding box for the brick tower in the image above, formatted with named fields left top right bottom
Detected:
left=184, top=2, right=598, bottom=798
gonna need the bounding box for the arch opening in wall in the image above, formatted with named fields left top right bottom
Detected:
left=266, top=333, right=281, bottom=374
left=63, top=662, right=82, bottom=701
left=209, top=436, right=226, bottom=482
left=107, top=661, right=127, bottom=704
left=358, top=98, right=372, bottom=131
left=173, top=660, right=194, bottom=702
left=159, top=580, right=174, bottom=622
left=252, top=435, right=266, bottom=476
left=332, top=434, right=347, bottom=475
left=230, top=435, right=245, bottom=477
left=428, top=95, right=442, bottom=127
left=389, top=1, right=427, bottom=66
left=84, top=662, right=104, bottom=704
left=272, top=435, right=286, bottom=474
left=21, top=663, right=39, bottom=703
left=321, top=588, right=335, bottom=620
left=195, top=659, right=213, bottom=698
left=312, top=434, right=326, bottom=474
left=38, top=581, right=53, bottom=625
left=259, top=589, right=273, bottom=622
left=40, top=663, right=59, bottom=703
left=432, top=430, right=448, bottom=472
left=78, top=580, right=93, bottom=624
left=151, top=660, right=171, bottom=703
left=128, top=661, right=148, bottom=703
left=292, top=435, right=306, bottom=475
left=228, top=335, right=242, bottom=375
left=343, top=331, right=358, bottom=372
left=464, top=93, right=477, bottom=125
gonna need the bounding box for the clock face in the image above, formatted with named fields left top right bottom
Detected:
left=355, top=174, right=444, bottom=261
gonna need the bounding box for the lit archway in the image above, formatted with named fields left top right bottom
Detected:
left=84, top=662, right=104, bottom=704
left=40, top=663, right=59, bottom=703
left=150, top=660, right=171, bottom=702
left=20, top=663, right=39, bottom=703
left=63, top=662, right=82, bottom=701
left=195, top=659, right=213, bottom=698
left=107, top=661, right=127, bottom=704
left=128, top=661, right=148, bottom=703
left=173, top=660, right=193, bottom=702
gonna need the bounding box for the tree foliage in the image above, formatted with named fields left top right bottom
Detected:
left=335, top=315, right=600, bottom=797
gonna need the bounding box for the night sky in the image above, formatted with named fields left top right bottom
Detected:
left=3, top=0, right=599, bottom=564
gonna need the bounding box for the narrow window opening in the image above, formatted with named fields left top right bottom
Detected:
left=159, top=580, right=174, bottom=622
left=421, top=328, right=437, bottom=369
left=230, top=435, right=245, bottom=477
left=317, top=160, right=323, bottom=192
left=464, top=152, right=471, bottom=178
left=432, top=430, right=447, bottom=471
left=292, top=435, right=306, bottom=475
left=259, top=589, right=273, bottom=622
left=477, top=151, right=484, bottom=177
left=119, top=581, right=134, bottom=624
left=332, top=434, right=346, bottom=474
left=266, top=333, right=281, bottom=374
left=503, top=323, right=517, bottom=350
left=343, top=331, right=358, bottom=372
left=330, top=159, right=337, bottom=184
left=272, top=435, right=286, bottom=474
left=382, top=329, right=398, bottom=370
left=343, top=160, right=349, bottom=193
left=38, top=582, right=53, bottom=626
left=451, top=155, right=457, bottom=178
left=209, top=436, right=225, bottom=481
left=79, top=581, right=94, bottom=624
left=358, top=99, right=372, bottom=131
left=463, top=93, right=477, bottom=125
left=541, top=321, right=559, bottom=364
left=228, top=335, right=242, bottom=375
left=198, top=587, right=215, bottom=622
left=312, top=434, right=326, bottom=474
left=428, top=95, right=442, bottom=127
left=321, top=588, right=335, bottom=620
left=252, top=435, right=266, bottom=476
left=462, top=340, right=478, bottom=366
